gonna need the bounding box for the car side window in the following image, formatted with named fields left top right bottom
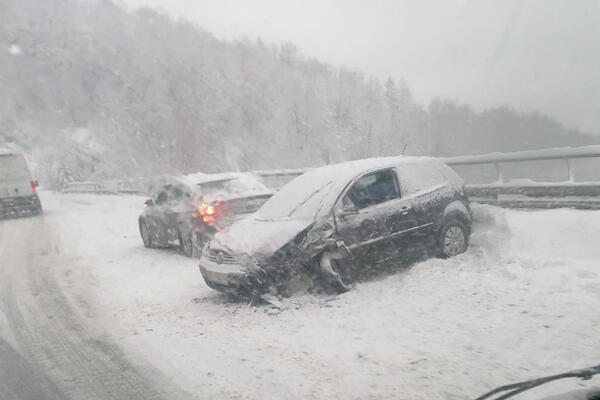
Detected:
left=344, top=169, right=400, bottom=209
left=396, top=161, right=447, bottom=196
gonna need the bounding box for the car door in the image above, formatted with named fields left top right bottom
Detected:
left=396, top=161, right=450, bottom=239
left=334, top=168, right=416, bottom=263
left=165, top=185, right=194, bottom=239
left=147, top=186, right=172, bottom=244
left=160, top=185, right=193, bottom=243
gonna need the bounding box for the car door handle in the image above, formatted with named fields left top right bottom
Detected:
left=400, top=205, right=411, bottom=215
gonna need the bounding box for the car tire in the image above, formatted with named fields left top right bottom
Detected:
left=179, top=231, right=195, bottom=257
left=139, top=219, right=154, bottom=248
left=438, top=219, right=469, bottom=258
left=316, top=258, right=352, bottom=294
left=330, top=260, right=352, bottom=293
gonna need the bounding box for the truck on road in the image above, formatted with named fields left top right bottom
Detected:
left=0, top=153, right=42, bottom=218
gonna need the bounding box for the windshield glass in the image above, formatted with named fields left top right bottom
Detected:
left=255, top=173, right=337, bottom=220
left=196, top=176, right=270, bottom=200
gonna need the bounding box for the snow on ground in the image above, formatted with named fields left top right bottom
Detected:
left=39, top=192, right=600, bottom=400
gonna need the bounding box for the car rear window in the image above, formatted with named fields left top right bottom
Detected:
left=197, top=177, right=269, bottom=199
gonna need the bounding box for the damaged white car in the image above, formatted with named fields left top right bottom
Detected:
left=199, top=156, right=472, bottom=298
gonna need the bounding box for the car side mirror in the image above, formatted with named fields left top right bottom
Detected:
left=338, top=205, right=359, bottom=217
left=144, top=199, right=154, bottom=207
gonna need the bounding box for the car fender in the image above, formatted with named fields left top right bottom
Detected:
left=443, top=200, right=470, bottom=219
left=440, top=200, right=471, bottom=231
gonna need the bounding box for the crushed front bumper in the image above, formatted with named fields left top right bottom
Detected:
left=199, top=256, right=253, bottom=295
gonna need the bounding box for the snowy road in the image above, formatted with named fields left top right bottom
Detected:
left=1, top=192, right=599, bottom=400
left=0, top=197, right=193, bottom=400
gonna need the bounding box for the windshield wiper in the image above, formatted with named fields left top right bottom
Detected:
left=476, top=364, right=600, bottom=400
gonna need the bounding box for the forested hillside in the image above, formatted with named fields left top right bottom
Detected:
left=1, top=0, right=597, bottom=185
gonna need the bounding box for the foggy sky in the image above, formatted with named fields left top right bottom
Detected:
left=121, top=0, right=600, bottom=134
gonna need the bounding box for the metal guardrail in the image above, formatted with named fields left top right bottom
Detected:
left=443, top=146, right=600, bottom=209
left=61, top=180, right=144, bottom=195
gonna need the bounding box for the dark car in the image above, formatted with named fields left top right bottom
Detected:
left=199, top=156, right=471, bottom=298
left=138, top=172, right=273, bottom=257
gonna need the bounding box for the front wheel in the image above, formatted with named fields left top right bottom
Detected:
left=438, top=219, right=469, bottom=258
left=316, top=255, right=352, bottom=294
left=329, top=260, right=352, bottom=293
left=139, top=219, right=154, bottom=248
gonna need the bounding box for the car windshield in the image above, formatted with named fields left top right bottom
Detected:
left=198, top=178, right=262, bottom=194
left=255, top=173, right=337, bottom=220
left=197, top=177, right=268, bottom=199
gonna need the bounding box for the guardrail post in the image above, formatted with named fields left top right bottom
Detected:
left=566, top=158, right=575, bottom=182
left=494, top=163, right=504, bottom=183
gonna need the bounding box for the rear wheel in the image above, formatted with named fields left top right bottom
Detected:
left=179, top=232, right=194, bottom=257
left=438, top=219, right=469, bottom=258
left=179, top=231, right=205, bottom=257
left=139, top=220, right=154, bottom=248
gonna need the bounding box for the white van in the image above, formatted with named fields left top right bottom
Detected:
left=0, top=153, right=42, bottom=218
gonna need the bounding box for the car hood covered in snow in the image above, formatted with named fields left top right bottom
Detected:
left=211, top=216, right=313, bottom=257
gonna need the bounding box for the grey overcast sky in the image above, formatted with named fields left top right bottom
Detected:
left=121, top=0, right=600, bottom=134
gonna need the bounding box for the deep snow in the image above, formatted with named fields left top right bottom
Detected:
left=31, top=192, right=600, bottom=399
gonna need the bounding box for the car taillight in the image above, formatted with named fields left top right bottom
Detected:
left=197, top=201, right=227, bottom=226
left=30, top=181, right=37, bottom=193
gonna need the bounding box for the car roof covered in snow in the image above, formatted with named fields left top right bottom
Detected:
left=255, top=156, right=443, bottom=221
left=300, top=156, right=436, bottom=183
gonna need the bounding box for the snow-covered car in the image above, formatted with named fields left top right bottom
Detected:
left=199, top=156, right=471, bottom=298
left=139, top=172, right=273, bottom=257
left=0, top=153, right=42, bottom=218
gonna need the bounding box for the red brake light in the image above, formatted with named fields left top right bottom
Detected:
left=197, top=201, right=227, bottom=226
left=30, top=181, right=37, bottom=193
left=198, top=203, right=212, bottom=216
